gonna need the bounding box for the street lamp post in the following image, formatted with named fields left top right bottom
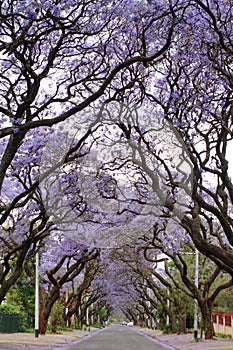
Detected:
left=35, top=249, right=39, bottom=338
left=66, top=287, right=69, bottom=327
left=166, top=288, right=170, bottom=327
left=194, top=248, right=199, bottom=339
left=86, top=305, right=89, bottom=326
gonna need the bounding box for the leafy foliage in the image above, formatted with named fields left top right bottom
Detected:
left=0, top=0, right=233, bottom=339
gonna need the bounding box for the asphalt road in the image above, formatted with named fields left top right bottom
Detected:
left=65, top=325, right=173, bottom=350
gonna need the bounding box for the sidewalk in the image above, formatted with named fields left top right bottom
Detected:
left=0, top=328, right=101, bottom=349
left=138, top=328, right=233, bottom=350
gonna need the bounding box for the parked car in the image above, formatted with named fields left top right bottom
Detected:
left=121, top=321, right=127, bottom=326
left=127, top=321, right=134, bottom=327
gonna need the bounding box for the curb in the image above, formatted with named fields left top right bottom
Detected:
left=131, top=327, right=177, bottom=350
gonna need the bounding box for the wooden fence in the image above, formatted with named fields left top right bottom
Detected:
left=212, top=311, right=233, bottom=337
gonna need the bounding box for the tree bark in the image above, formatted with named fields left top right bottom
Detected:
left=201, top=302, right=215, bottom=340
left=177, top=315, right=187, bottom=334
left=39, top=286, right=60, bottom=335
left=169, top=310, right=177, bottom=333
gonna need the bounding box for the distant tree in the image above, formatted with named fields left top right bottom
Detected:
left=142, top=224, right=233, bottom=339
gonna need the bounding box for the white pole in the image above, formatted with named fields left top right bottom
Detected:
left=194, top=248, right=199, bottom=339
left=35, top=249, right=39, bottom=338
left=86, top=305, right=89, bottom=326
left=166, top=288, right=170, bottom=327
left=66, top=288, right=69, bottom=327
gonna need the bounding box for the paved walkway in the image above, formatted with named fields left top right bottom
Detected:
left=0, top=326, right=232, bottom=350
left=138, top=328, right=233, bottom=350
left=0, top=328, right=100, bottom=349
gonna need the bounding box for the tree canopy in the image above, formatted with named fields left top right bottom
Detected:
left=0, top=0, right=233, bottom=339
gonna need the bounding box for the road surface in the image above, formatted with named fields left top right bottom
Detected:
left=65, top=325, right=173, bottom=350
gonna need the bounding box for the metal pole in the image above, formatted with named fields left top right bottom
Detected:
left=86, top=305, right=89, bottom=326
left=166, top=288, right=170, bottom=327
left=194, top=248, right=199, bottom=339
left=66, top=288, right=69, bottom=327
left=35, top=249, right=39, bottom=338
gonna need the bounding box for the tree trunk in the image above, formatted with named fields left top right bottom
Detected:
left=177, top=315, right=187, bottom=334
left=169, top=304, right=177, bottom=333
left=39, top=287, right=60, bottom=335
left=200, top=301, right=215, bottom=339
left=0, top=241, right=32, bottom=304
left=204, top=313, right=215, bottom=339
left=76, top=309, right=83, bottom=329
left=170, top=314, right=177, bottom=333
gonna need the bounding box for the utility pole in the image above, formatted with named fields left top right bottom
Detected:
left=166, top=288, right=170, bottom=327
left=35, top=248, right=39, bottom=338
left=194, top=249, right=199, bottom=339
left=66, top=288, right=69, bottom=327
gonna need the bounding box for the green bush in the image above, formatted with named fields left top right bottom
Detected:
left=92, top=324, right=105, bottom=329
left=163, top=325, right=171, bottom=334
left=0, top=304, right=34, bottom=332
left=48, top=300, right=66, bottom=333
left=18, top=312, right=33, bottom=332
left=215, top=332, right=232, bottom=338
left=0, top=304, right=19, bottom=314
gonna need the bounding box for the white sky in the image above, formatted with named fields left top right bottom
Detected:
left=226, top=140, right=233, bottom=180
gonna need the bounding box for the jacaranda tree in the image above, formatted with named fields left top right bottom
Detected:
left=0, top=0, right=233, bottom=340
